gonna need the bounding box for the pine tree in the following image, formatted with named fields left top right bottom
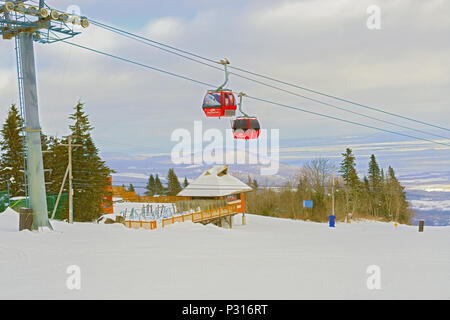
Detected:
left=339, top=148, right=359, bottom=188
left=252, top=178, right=259, bottom=190
left=183, top=177, right=189, bottom=188
left=339, top=148, right=361, bottom=217
left=128, top=184, right=135, bottom=192
left=0, top=105, right=25, bottom=196
left=368, top=154, right=381, bottom=191
left=68, top=101, right=112, bottom=222
left=166, top=168, right=182, bottom=196
left=386, top=166, right=411, bottom=223
left=247, top=175, right=252, bottom=187
left=367, top=155, right=383, bottom=217
left=145, top=174, right=156, bottom=196
left=154, top=174, right=163, bottom=195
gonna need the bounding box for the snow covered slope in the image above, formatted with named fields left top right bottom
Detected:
left=0, top=208, right=449, bottom=299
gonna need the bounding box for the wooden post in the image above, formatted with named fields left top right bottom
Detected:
left=19, top=207, right=33, bottom=231
left=50, top=164, right=69, bottom=220
left=68, top=135, right=73, bottom=224
left=229, top=214, right=232, bottom=229
left=419, top=220, right=424, bottom=232
left=242, top=212, right=246, bottom=226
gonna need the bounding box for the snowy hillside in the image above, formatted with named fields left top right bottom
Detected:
left=0, top=206, right=449, bottom=299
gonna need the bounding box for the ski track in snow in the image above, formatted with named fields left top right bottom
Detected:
left=0, top=206, right=449, bottom=299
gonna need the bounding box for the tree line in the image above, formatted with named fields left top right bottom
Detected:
left=246, top=148, right=413, bottom=224
left=0, top=102, right=112, bottom=222
left=125, top=169, right=189, bottom=196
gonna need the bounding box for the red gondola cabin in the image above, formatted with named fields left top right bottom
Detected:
left=202, top=90, right=237, bottom=117
left=232, top=117, right=261, bottom=140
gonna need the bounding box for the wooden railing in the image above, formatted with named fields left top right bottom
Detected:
left=125, top=220, right=157, bottom=230
left=162, top=203, right=238, bottom=227
left=124, top=203, right=240, bottom=230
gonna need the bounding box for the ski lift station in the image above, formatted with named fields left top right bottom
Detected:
left=177, top=165, right=252, bottom=203
left=122, top=165, right=252, bottom=230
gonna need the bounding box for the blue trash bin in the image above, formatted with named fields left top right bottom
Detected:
left=329, top=215, right=336, bottom=228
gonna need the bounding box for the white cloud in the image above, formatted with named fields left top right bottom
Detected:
left=144, top=17, right=184, bottom=40
left=1, top=0, right=449, bottom=153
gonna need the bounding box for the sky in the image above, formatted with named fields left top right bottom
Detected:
left=0, top=0, right=449, bottom=154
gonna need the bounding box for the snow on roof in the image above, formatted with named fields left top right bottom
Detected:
left=177, top=165, right=252, bottom=197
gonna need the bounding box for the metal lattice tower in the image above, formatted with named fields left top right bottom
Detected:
left=14, top=34, right=28, bottom=206
left=1, top=1, right=88, bottom=230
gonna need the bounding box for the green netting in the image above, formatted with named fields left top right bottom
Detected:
left=0, top=191, right=9, bottom=213
left=46, top=193, right=69, bottom=220
left=0, top=191, right=68, bottom=220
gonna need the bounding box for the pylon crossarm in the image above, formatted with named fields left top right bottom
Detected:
left=0, top=1, right=88, bottom=43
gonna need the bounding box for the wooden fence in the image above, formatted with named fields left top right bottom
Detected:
left=124, top=203, right=240, bottom=230
left=125, top=220, right=157, bottom=230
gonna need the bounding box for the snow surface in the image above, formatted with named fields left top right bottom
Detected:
left=0, top=206, right=449, bottom=299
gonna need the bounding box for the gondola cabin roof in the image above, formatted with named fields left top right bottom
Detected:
left=177, top=165, right=252, bottom=197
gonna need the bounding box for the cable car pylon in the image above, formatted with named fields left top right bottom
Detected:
left=0, top=1, right=89, bottom=230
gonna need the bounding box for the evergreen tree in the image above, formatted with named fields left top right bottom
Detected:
left=154, top=174, right=163, bottom=195
left=128, top=183, right=135, bottom=192
left=367, top=154, right=382, bottom=216
left=386, top=166, right=411, bottom=223
left=145, top=174, right=156, bottom=196
left=183, top=177, right=189, bottom=188
left=68, top=101, right=112, bottom=222
left=0, top=105, right=25, bottom=196
left=339, top=148, right=359, bottom=188
left=368, top=154, right=381, bottom=191
left=339, top=148, right=362, bottom=217
left=46, top=136, right=68, bottom=195
left=252, top=178, right=259, bottom=190
left=166, top=168, right=182, bottom=196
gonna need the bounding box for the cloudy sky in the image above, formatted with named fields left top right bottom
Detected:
left=0, top=0, right=449, bottom=154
